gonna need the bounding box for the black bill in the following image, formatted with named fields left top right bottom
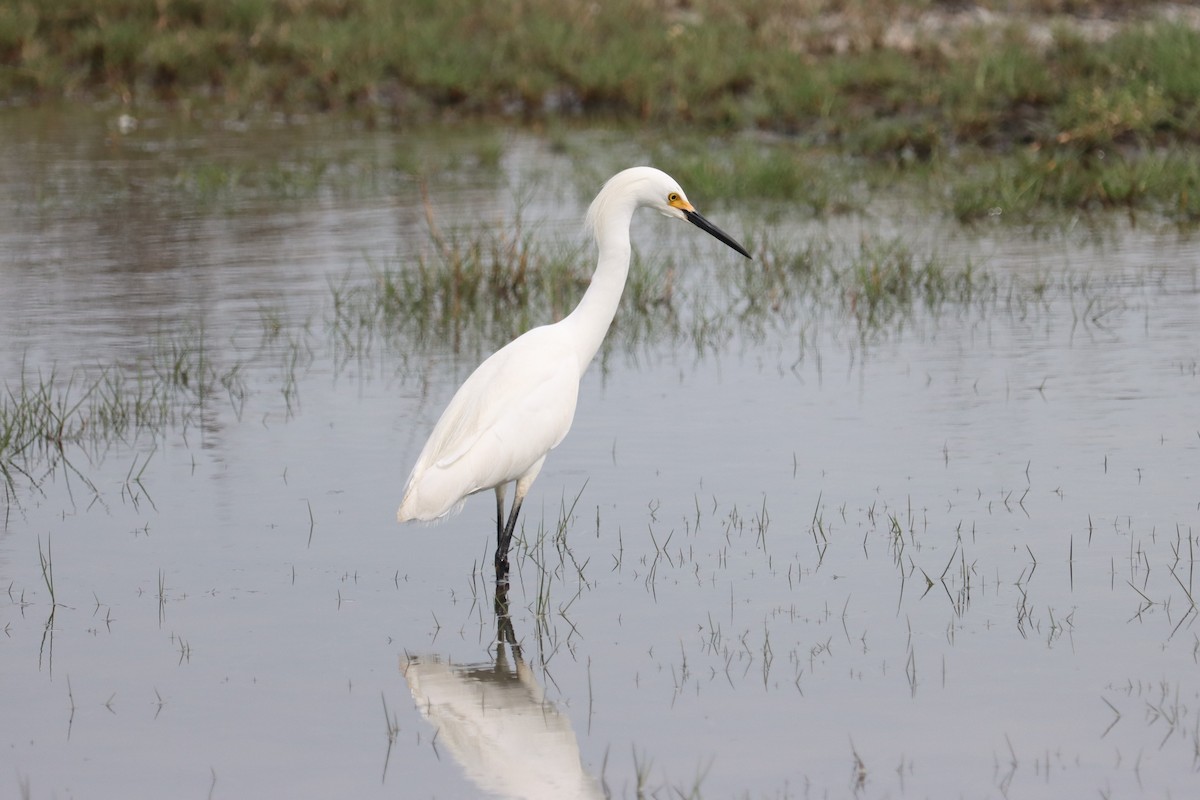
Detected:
left=684, top=209, right=752, bottom=259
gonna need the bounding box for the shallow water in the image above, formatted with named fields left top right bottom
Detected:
left=2, top=107, right=1199, bottom=799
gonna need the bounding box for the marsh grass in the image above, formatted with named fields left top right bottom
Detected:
left=721, top=232, right=1000, bottom=348
left=149, top=324, right=249, bottom=419
left=6, top=4, right=1197, bottom=145
left=327, top=211, right=679, bottom=370
left=655, top=142, right=863, bottom=215
left=37, top=533, right=55, bottom=605
left=948, top=147, right=1200, bottom=223
left=1, top=368, right=98, bottom=504
left=324, top=204, right=1158, bottom=386
left=841, top=239, right=991, bottom=325
left=7, top=2, right=1200, bottom=223
left=325, top=197, right=1016, bottom=381
left=0, top=323, right=294, bottom=506
left=0, top=202, right=1159, bottom=508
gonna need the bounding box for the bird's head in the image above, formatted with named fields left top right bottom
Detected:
left=588, top=167, right=751, bottom=259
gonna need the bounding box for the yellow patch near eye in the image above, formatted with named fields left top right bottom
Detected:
left=667, top=192, right=694, bottom=212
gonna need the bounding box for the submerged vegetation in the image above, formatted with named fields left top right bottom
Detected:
left=3, top=1, right=1200, bottom=221
left=0, top=327, right=255, bottom=505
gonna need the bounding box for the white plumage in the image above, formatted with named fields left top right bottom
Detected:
left=397, top=166, right=750, bottom=580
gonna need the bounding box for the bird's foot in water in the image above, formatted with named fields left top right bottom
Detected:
left=494, top=554, right=511, bottom=586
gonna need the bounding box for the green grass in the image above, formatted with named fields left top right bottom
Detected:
left=6, top=3, right=1200, bottom=221
left=327, top=211, right=681, bottom=369
left=5, top=3, right=1198, bottom=154
left=946, top=147, right=1200, bottom=223
left=652, top=141, right=861, bottom=216
left=0, top=325, right=266, bottom=505
left=0, top=367, right=94, bottom=499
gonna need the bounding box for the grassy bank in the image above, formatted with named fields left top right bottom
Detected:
left=3, top=2, right=1197, bottom=146
left=3, top=1, right=1200, bottom=220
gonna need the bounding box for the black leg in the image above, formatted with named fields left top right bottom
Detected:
left=494, top=495, right=523, bottom=584
left=493, top=485, right=508, bottom=582
left=495, top=487, right=505, bottom=544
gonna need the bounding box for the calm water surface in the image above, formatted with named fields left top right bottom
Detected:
left=1, top=107, right=1198, bottom=798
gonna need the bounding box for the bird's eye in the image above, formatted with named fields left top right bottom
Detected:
left=668, top=192, right=681, bottom=203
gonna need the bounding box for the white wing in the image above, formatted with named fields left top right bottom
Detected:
left=398, top=324, right=582, bottom=521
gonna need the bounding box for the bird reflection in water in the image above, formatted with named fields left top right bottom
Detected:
left=403, top=583, right=603, bottom=800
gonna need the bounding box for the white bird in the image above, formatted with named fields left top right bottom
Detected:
left=397, top=166, right=750, bottom=581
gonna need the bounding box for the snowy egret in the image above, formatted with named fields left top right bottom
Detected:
left=397, top=166, right=750, bottom=581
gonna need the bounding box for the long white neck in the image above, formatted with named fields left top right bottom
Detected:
left=562, top=196, right=637, bottom=371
